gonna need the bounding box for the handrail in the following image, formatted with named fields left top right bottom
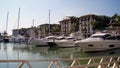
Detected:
left=0, top=56, right=120, bottom=68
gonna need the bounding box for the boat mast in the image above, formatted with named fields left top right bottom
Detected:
left=17, top=8, right=20, bottom=60
left=49, top=9, right=50, bottom=36
left=17, top=8, right=20, bottom=36
left=31, top=19, right=34, bottom=38
left=32, top=18, right=34, bottom=27
left=5, top=11, right=9, bottom=34
left=5, top=11, right=9, bottom=68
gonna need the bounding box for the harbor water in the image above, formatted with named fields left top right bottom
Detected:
left=0, top=42, right=120, bottom=68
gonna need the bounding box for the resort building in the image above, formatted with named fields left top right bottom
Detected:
left=38, top=24, right=60, bottom=38
left=12, top=28, right=33, bottom=38
left=79, top=14, right=94, bottom=38
left=106, top=19, right=120, bottom=34
left=59, top=16, right=79, bottom=36
left=12, top=29, right=23, bottom=37
left=26, top=27, right=36, bottom=38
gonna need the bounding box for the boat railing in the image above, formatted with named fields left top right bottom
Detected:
left=0, top=56, right=120, bottom=68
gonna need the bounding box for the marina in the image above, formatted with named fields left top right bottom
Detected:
left=0, top=0, right=120, bottom=68
left=0, top=42, right=120, bottom=68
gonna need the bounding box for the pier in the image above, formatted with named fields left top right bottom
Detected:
left=0, top=56, right=120, bottom=68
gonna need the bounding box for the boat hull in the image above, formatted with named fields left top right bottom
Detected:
left=56, top=40, right=78, bottom=48
left=75, top=40, right=120, bottom=52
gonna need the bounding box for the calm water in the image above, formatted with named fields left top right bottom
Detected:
left=0, top=43, right=120, bottom=68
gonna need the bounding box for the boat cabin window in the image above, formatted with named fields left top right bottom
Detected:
left=104, top=34, right=111, bottom=38
left=106, top=36, right=116, bottom=40
left=117, top=36, right=120, bottom=40
left=91, top=34, right=111, bottom=39
left=91, top=36, right=105, bottom=39
left=66, top=37, right=74, bottom=40
left=56, top=38, right=65, bottom=40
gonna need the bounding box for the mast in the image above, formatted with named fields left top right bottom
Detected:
left=49, top=9, right=50, bottom=36
left=32, top=18, right=34, bottom=27
left=5, top=11, right=9, bottom=33
left=17, top=8, right=21, bottom=60
left=17, top=8, right=20, bottom=35
left=31, top=19, right=34, bottom=38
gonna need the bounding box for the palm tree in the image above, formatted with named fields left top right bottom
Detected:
left=89, top=19, right=98, bottom=30
left=68, top=16, right=79, bottom=32
left=111, top=13, right=120, bottom=26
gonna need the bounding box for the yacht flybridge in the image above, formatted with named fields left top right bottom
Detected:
left=75, top=32, right=120, bottom=52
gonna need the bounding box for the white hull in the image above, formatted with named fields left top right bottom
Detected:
left=28, top=38, right=48, bottom=46
left=55, top=40, right=77, bottom=48
left=75, top=32, right=120, bottom=52
left=75, top=39, right=120, bottom=52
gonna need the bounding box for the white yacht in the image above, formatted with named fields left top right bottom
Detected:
left=28, top=38, right=48, bottom=47
left=75, top=32, right=120, bottom=52
left=55, top=36, right=78, bottom=48
left=55, top=33, right=84, bottom=48
left=44, top=36, right=57, bottom=47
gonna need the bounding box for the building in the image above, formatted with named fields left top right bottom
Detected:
left=106, top=19, right=120, bottom=34
left=12, top=28, right=31, bottom=38
left=12, top=29, right=20, bottom=37
left=59, top=16, right=79, bottom=36
left=38, top=24, right=60, bottom=38
left=26, top=27, right=36, bottom=38
left=79, top=14, right=95, bottom=38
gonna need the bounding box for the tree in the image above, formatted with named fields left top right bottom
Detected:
left=89, top=19, right=98, bottom=27
left=91, top=15, right=110, bottom=30
left=68, top=16, right=79, bottom=32
left=111, top=13, right=120, bottom=26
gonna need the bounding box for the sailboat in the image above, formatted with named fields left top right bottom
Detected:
left=9, top=8, right=27, bottom=43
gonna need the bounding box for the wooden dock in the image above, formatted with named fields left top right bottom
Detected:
left=0, top=56, right=120, bottom=68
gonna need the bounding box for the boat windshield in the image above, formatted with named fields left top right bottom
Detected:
left=56, top=37, right=65, bottom=40
left=91, top=34, right=111, bottom=39
left=91, top=35, right=104, bottom=39
left=65, top=37, right=74, bottom=40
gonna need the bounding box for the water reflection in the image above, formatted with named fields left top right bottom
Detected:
left=0, top=43, right=120, bottom=68
left=12, top=43, right=120, bottom=58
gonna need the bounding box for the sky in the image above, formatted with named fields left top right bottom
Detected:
left=0, top=0, right=120, bottom=35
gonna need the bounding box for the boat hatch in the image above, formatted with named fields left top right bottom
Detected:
left=88, top=44, right=94, bottom=47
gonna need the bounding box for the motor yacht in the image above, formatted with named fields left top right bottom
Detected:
left=55, top=32, right=84, bottom=48
left=55, top=36, right=78, bottom=48
left=44, top=36, right=57, bottom=47
left=75, top=32, right=120, bottom=52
